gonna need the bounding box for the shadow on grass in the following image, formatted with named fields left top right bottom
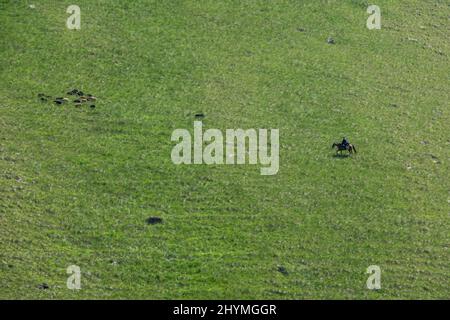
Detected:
left=332, top=154, right=351, bottom=159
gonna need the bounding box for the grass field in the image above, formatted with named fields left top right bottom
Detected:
left=0, top=0, right=449, bottom=299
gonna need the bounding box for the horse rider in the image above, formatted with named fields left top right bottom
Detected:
left=341, top=137, right=349, bottom=149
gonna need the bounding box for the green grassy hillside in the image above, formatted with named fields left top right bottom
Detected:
left=0, top=0, right=449, bottom=299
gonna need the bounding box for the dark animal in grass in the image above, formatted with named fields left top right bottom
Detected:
left=277, top=266, right=289, bottom=276
left=90, top=104, right=96, bottom=109
left=146, top=217, right=163, bottom=225
left=332, top=142, right=357, bottom=155
left=37, top=93, right=51, bottom=102
left=38, top=283, right=49, bottom=290
left=67, top=89, right=79, bottom=95
left=54, top=98, right=69, bottom=105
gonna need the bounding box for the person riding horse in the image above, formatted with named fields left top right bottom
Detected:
left=331, top=137, right=356, bottom=155
left=341, top=137, right=349, bottom=149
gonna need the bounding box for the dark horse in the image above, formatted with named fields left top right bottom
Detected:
left=332, top=142, right=357, bottom=155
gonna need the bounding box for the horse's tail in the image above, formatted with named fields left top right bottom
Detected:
left=352, top=144, right=357, bottom=153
